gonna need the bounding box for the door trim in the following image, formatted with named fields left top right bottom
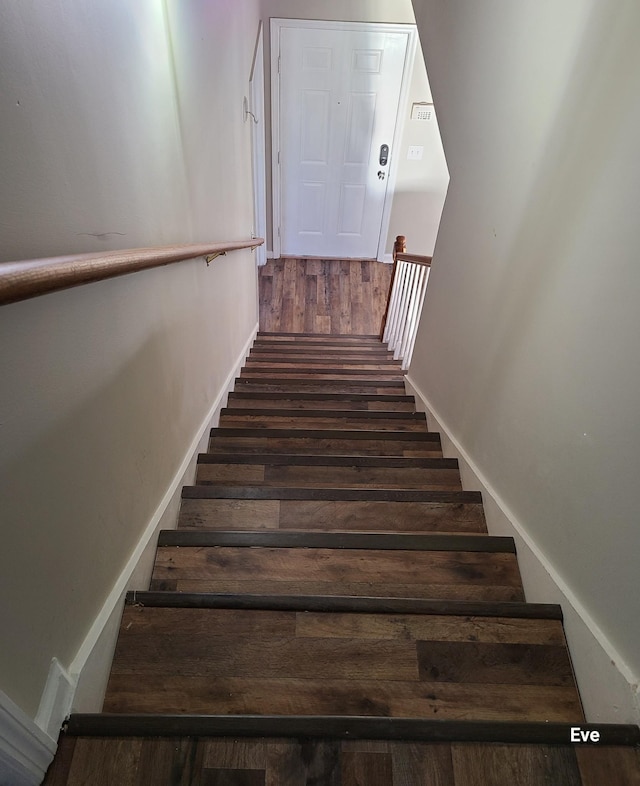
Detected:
left=249, top=22, right=267, bottom=267
left=270, top=18, right=417, bottom=261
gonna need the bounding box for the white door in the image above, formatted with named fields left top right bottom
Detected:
left=274, top=22, right=411, bottom=259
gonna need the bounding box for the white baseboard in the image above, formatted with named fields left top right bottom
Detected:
left=405, top=373, right=640, bottom=725
left=52, top=323, right=259, bottom=721
left=0, top=690, right=55, bottom=786
left=34, top=659, right=75, bottom=742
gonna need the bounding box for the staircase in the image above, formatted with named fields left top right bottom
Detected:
left=47, top=332, right=640, bottom=784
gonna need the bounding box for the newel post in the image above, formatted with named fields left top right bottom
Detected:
left=380, top=236, right=406, bottom=340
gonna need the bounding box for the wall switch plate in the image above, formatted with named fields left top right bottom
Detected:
left=407, top=145, right=424, bottom=160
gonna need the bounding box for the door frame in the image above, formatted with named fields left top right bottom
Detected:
left=270, top=18, right=418, bottom=261
left=249, top=22, right=267, bottom=266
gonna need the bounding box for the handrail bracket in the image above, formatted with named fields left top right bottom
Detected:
left=205, top=251, right=227, bottom=266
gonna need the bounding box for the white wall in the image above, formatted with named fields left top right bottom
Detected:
left=259, top=0, right=448, bottom=257
left=0, top=0, right=190, bottom=263
left=410, top=0, right=640, bottom=721
left=0, top=0, right=261, bottom=754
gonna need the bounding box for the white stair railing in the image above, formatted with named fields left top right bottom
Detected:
left=381, top=235, right=432, bottom=370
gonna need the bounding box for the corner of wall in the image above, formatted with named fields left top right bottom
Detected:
left=404, top=373, right=640, bottom=726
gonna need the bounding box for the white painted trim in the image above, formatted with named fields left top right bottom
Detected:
left=266, top=250, right=276, bottom=260
left=250, top=23, right=267, bottom=267
left=34, top=659, right=75, bottom=742
left=404, top=373, right=640, bottom=725
left=270, top=19, right=282, bottom=260
left=376, top=27, right=418, bottom=262
left=270, top=19, right=417, bottom=262
left=67, top=323, right=259, bottom=703
left=382, top=253, right=394, bottom=264
left=0, top=690, right=55, bottom=786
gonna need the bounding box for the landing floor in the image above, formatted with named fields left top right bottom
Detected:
left=258, top=258, right=392, bottom=335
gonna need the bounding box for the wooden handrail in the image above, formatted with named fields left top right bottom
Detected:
left=395, top=252, right=432, bottom=267
left=0, top=239, right=264, bottom=307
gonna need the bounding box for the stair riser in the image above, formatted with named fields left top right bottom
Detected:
left=234, top=380, right=407, bottom=394
left=218, top=415, right=427, bottom=432
left=227, top=395, right=416, bottom=412
left=195, top=463, right=461, bottom=490
left=245, top=360, right=401, bottom=371
left=249, top=349, right=395, bottom=360
left=178, top=498, right=486, bottom=533
left=240, top=369, right=404, bottom=379
left=151, top=546, right=523, bottom=600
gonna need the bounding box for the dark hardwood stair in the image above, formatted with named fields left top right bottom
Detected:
left=195, top=453, right=462, bottom=489
left=52, top=332, right=640, bottom=784
left=150, top=529, right=524, bottom=600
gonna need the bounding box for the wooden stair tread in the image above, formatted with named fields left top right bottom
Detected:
left=157, top=529, right=507, bottom=550
left=197, top=453, right=456, bottom=468
left=208, top=429, right=443, bottom=457
left=151, top=531, right=524, bottom=600
left=239, top=369, right=405, bottom=379
left=103, top=606, right=582, bottom=720
left=257, top=332, right=382, bottom=340
left=178, top=499, right=486, bottom=533
left=228, top=391, right=415, bottom=402
left=182, top=486, right=481, bottom=502
left=210, top=427, right=440, bottom=442
left=244, top=360, right=402, bottom=371
left=192, top=465, right=462, bottom=490
left=233, top=379, right=407, bottom=394
left=227, top=392, right=417, bottom=411
left=218, top=413, right=428, bottom=433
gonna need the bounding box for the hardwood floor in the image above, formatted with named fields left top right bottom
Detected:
left=44, top=736, right=640, bottom=786
left=258, top=258, right=392, bottom=335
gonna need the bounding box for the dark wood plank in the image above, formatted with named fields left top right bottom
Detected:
left=39, top=736, right=640, bottom=786
left=576, top=746, right=640, bottom=786
left=197, top=462, right=460, bottom=488
left=390, top=742, right=455, bottom=786
left=152, top=547, right=523, bottom=598
left=182, top=486, right=479, bottom=503
left=451, top=743, right=582, bottom=786
left=342, top=750, right=393, bottom=785
left=220, top=407, right=425, bottom=421
left=217, top=413, right=427, bottom=433
left=42, top=735, right=77, bottom=786
left=207, top=432, right=443, bottom=457
left=135, top=738, right=204, bottom=786
left=177, top=497, right=486, bottom=533
left=197, top=453, right=455, bottom=469
left=417, top=640, right=576, bottom=686
left=233, top=378, right=407, bottom=395
left=65, top=738, right=142, bottom=786
left=201, top=769, right=265, bottom=786
left=103, top=676, right=583, bottom=720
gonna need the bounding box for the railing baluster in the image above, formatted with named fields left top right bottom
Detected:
left=381, top=236, right=432, bottom=369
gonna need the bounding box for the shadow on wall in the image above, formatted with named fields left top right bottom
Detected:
left=387, top=186, right=449, bottom=257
